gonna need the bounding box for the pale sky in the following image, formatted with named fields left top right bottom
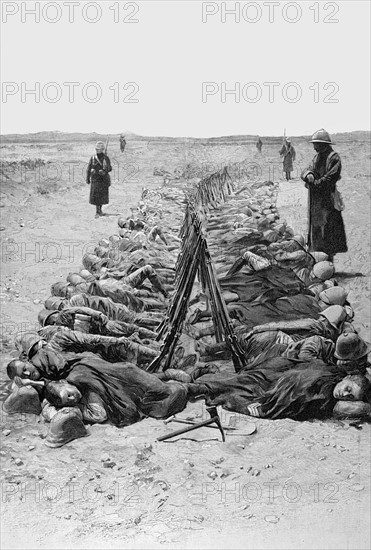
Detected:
left=1, top=0, right=370, bottom=137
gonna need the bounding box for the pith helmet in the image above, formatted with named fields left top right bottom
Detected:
left=319, top=286, right=348, bottom=306
left=51, top=281, right=69, bottom=297
left=79, top=269, right=94, bottom=281
left=117, top=216, right=127, bottom=229
left=67, top=273, right=86, bottom=286
left=98, top=238, right=110, bottom=248
left=38, top=309, right=59, bottom=327
left=95, top=141, right=105, bottom=151
left=312, top=261, right=335, bottom=280
left=14, top=332, right=41, bottom=358
left=319, top=305, right=346, bottom=328
left=274, top=223, right=287, bottom=235
left=3, top=385, right=42, bottom=415
left=310, top=129, right=335, bottom=144
left=335, top=333, right=371, bottom=360
left=45, top=408, right=88, bottom=448
left=291, top=234, right=306, bottom=247
left=44, top=296, right=66, bottom=311
left=109, top=235, right=121, bottom=247
left=311, top=251, right=329, bottom=263
left=263, top=229, right=280, bottom=243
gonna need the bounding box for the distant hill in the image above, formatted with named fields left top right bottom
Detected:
left=0, top=130, right=369, bottom=144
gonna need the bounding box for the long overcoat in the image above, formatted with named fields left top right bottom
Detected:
left=279, top=143, right=296, bottom=171
left=301, top=147, right=347, bottom=256
left=86, top=153, right=112, bottom=205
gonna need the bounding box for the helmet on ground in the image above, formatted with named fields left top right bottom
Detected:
left=109, top=235, right=121, bottom=247
left=38, top=309, right=59, bottom=327
left=291, top=234, right=306, bottom=247
left=79, top=269, right=94, bottom=281
left=319, top=305, right=346, bottom=328
left=335, top=333, right=371, bottom=361
left=14, top=332, right=42, bottom=358
left=311, top=251, right=329, bottom=263
left=263, top=229, right=280, bottom=243
left=94, top=246, right=109, bottom=259
left=117, top=216, right=128, bottom=229
left=44, top=296, right=66, bottom=311
left=312, top=261, right=335, bottom=280
left=319, top=286, right=348, bottom=306
left=3, top=385, right=41, bottom=415
left=310, top=129, right=334, bottom=144
left=67, top=273, right=86, bottom=286
left=284, top=226, right=295, bottom=238
left=51, top=282, right=69, bottom=297
left=274, top=223, right=287, bottom=235
left=98, top=238, right=110, bottom=248
left=45, top=408, right=88, bottom=448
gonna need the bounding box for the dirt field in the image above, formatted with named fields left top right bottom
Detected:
left=0, top=132, right=370, bottom=550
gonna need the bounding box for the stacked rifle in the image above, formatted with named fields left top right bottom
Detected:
left=192, top=166, right=234, bottom=210
left=147, top=167, right=245, bottom=373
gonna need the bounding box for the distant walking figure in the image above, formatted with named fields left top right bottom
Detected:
left=256, top=137, right=263, bottom=153
left=86, top=141, right=112, bottom=218
left=279, top=138, right=296, bottom=181
left=120, top=134, right=126, bottom=153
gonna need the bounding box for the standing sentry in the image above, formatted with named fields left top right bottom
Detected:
left=301, top=129, right=347, bottom=261
left=86, top=140, right=112, bottom=218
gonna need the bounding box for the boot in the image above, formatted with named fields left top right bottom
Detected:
left=95, top=206, right=100, bottom=219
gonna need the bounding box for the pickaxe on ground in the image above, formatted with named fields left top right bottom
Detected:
left=158, top=406, right=226, bottom=442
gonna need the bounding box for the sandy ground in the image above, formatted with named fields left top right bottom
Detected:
left=0, top=133, right=370, bottom=549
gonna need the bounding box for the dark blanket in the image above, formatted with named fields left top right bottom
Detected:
left=195, top=357, right=341, bottom=421
left=220, top=266, right=307, bottom=304
left=219, top=266, right=313, bottom=326
left=66, top=358, right=189, bottom=427
left=228, top=293, right=321, bottom=329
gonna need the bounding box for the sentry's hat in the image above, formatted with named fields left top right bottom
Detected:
left=95, top=141, right=105, bottom=151
left=310, top=129, right=335, bottom=144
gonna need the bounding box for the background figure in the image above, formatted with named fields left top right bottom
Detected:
left=279, top=138, right=296, bottom=181
left=120, top=134, right=126, bottom=153
left=86, top=141, right=112, bottom=218
left=256, top=136, right=263, bottom=153
left=301, top=129, right=347, bottom=260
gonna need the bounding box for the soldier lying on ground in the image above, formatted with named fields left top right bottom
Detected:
left=187, top=356, right=371, bottom=421
left=37, top=306, right=157, bottom=340
left=117, top=218, right=168, bottom=246
left=197, top=331, right=370, bottom=376
left=193, top=305, right=353, bottom=363
left=44, top=294, right=163, bottom=328
left=11, top=329, right=159, bottom=376
left=82, top=255, right=169, bottom=298
left=42, top=359, right=192, bottom=428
